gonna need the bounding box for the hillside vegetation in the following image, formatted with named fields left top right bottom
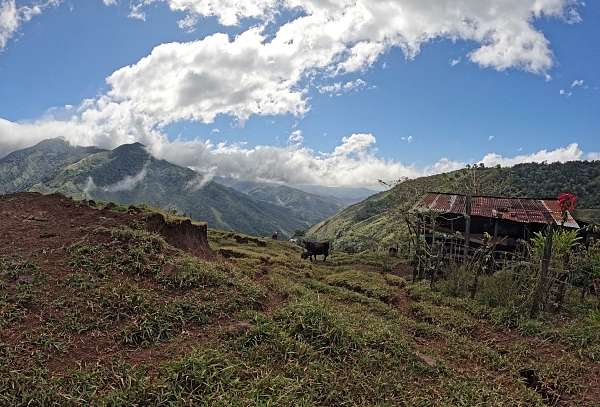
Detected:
left=309, top=161, right=600, bottom=252
left=1, top=192, right=599, bottom=406
left=0, top=139, right=102, bottom=194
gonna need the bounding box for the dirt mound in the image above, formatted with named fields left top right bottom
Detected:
left=1, top=193, right=131, bottom=259
left=0, top=192, right=212, bottom=259
left=145, top=213, right=212, bottom=258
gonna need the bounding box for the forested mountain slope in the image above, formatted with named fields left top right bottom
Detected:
left=0, top=138, right=103, bottom=194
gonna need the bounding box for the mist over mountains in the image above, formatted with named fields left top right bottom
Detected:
left=0, top=138, right=376, bottom=237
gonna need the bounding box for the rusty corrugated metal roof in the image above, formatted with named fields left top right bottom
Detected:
left=413, top=192, right=579, bottom=228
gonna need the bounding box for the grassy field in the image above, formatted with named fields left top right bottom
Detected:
left=2, top=203, right=600, bottom=407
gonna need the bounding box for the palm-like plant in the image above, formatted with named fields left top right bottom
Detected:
left=530, top=229, right=581, bottom=264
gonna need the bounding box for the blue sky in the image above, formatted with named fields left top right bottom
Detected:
left=0, top=0, right=598, bottom=187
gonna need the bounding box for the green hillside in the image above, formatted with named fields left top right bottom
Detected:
left=308, top=161, right=600, bottom=252
left=292, top=184, right=377, bottom=206
left=246, top=184, right=343, bottom=225
left=0, top=138, right=102, bottom=194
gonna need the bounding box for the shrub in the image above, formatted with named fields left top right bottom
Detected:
left=166, top=350, right=239, bottom=401
left=158, top=257, right=228, bottom=290
left=439, top=266, right=472, bottom=298
left=476, top=270, right=524, bottom=308
left=275, top=300, right=360, bottom=354
left=324, top=270, right=396, bottom=302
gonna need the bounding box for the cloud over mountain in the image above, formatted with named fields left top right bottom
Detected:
left=1, top=115, right=597, bottom=188
left=479, top=143, right=586, bottom=167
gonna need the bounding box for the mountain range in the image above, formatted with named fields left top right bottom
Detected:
left=0, top=139, right=375, bottom=237
left=12, top=138, right=597, bottom=251
left=214, top=177, right=356, bottom=225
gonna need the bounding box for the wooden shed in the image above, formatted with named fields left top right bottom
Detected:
left=411, top=192, right=579, bottom=255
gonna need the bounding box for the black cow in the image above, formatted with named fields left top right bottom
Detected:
left=301, top=241, right=330, bottom=262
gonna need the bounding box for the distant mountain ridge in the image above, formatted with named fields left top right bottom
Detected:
left=0, top=138, right=103, bottom=194
left=292, top=184, right=378, bottom=206
left=0, top=139, right=347, bottom=237
left=215, top=177, right=350, bottom=224
left=308, top=161, right=600, bottom=252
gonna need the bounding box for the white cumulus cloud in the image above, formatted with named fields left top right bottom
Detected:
left=479, top=143, right=584, bottom=167
left=560, top=89, right=572, bottom=97
left=159, top=0, right=279, bottom=26
left=288, top=129, right=304, bottom=144
left=102, top=0, right=582, bottom=127
left=318, top=79, right=369, bottom=96
left=450, top=57, right=462, bottom=67
left=571, top=79, right=584, bottom=88
left=0, top=0, right=18, bottom=50
left=0, top=0, right=61, bottom=51
left=106, top=28, right=308, bottom=125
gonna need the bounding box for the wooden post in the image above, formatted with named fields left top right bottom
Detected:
left=530, top=224, right=553, bottom=318
left=408, top=216, right=421, bottom=282
left=464, top=195, right=472, bottom=263
left=431, top=215, right=436, bottom=252
left=555, top=273, right=568, bottom=311
left=430, top=215, right=437, bottom=288
left=555, top=252, right=571, bottom=311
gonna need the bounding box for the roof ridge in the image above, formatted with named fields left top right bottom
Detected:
left=415, top=192, right=579, bottom=228
left=425, top=191, right=561, bottom=201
